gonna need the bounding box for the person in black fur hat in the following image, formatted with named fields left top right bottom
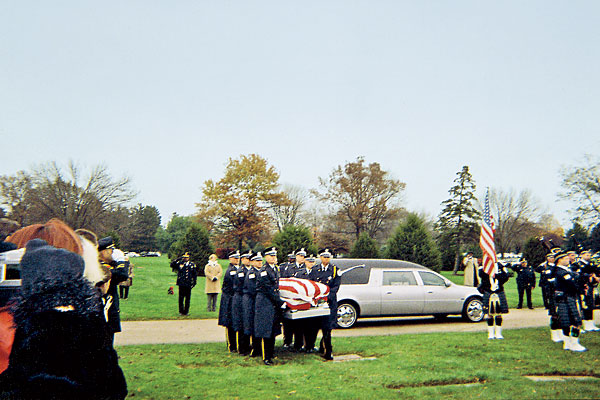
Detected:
left=0, top=239, right=127, bottom=399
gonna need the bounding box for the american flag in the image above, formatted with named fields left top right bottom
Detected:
left=480, top=189, right=497, bottom=276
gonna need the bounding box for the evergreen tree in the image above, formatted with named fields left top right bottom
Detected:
left=436, top=166, right=480, bottom=274
left=565, top=222, right=589, bottom=251
left=155, top=213, right=194, bottom=253
left=170, top=224, right=214, bottom=276
left=522, top=237, right=547, bottom=269
left=271, top=225, right=317, bottom=264
left=387, top=213, right=442, bottom=271
left=350, top=232, right=380, bottom=258
left=589, top=223, right=600, bottom=253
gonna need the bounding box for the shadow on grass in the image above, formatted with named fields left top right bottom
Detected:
left=385, top=376, right=486, bottom=389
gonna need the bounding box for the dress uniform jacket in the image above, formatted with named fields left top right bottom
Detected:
left=242, top=266, right=259, bottom=336
left=254, top=263, right=283, bottom=338
left=536, top=262, right=557, bottom=314
left=294, top=265, right=315, bottom=280
left=577, top=259, right=598, bottom=310
left=554, top=265, right=583, bottom=328
left=176, top=261, right=197, bottom=288
left=218, top=263, right=237, bottom=327
left=312, top=263, right=341, bottom=329
left=512, top=264, right=536, bottom=288
left=231, top=265, right=247, bottom=332
left=103, top=261, right=129, bottom=333
left=280, top=262, right=296, bottom=279
left=478, top=265, right=510, bottom=314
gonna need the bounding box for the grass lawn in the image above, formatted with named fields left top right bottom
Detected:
left=117, top=327, right=600, bottom=399
left=120, top=257, right=546, bottom=321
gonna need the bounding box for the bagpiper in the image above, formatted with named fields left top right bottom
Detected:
left=577, top=249, right=600, bottom=332
left=536, top=251, right=563, bottom=342
left=554, top=250, right=587, bottom=351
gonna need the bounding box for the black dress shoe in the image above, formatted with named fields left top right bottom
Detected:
left=304, top=348, right=316, bottom=354
left=249, top=353, right=259, bottom=358
left=322, top=354, right=333, bottom=361
left=264, top=359, right=274, bottom=366
left=239, top=352, right=250, bottom=357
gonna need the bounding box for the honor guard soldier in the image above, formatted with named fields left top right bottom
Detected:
left=97, top=237, right=129, bottom=344
left=290, top=248, right=308, bottom=351
left=577, top=249, right=600, bottom=332
left=554, top=251, right=587, bottom=351
left=232, top=251, right=251, bottom=355
left=297, top=254, right=319, bottom=352
left=511, top=258, right=536, bottom=309
left=478, top=262, right=510, bottom=339
left=312, top=249, right=340, bottom=360
left=280, top=252, right=296, bottom=350
left=254, top=247, right=284, bottom=365
left=243, top=252, right=263, bottom=358
left=174, top=252, right=198, bottom=316
left=218, top=250, right=241, bottom=353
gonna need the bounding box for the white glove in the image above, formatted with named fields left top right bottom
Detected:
left=112, top=249, right=126, bottom=263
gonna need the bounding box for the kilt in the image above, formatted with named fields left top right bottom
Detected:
left=218, top=292, right=233, bottom=327
left=242, top=294, right=256, bottom=336
left=556, top=297, right=582, bottom=329
left=541, top=286, right=558, bottom=317
left=254, top=292, right=282, bottom=339
left=482, top=291, right=509, bottom=314
left=231, top=292, right=244, bottom=332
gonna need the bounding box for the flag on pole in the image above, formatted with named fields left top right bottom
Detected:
left=480, top=189, right=497, bottom=277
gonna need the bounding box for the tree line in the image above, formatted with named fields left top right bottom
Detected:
left=1, top=155, right=599, bottom=271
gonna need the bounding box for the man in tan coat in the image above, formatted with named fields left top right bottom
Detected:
left=205, top=254, right=222, bottom=312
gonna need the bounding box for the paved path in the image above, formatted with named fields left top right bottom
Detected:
left=115, top=308, right=574, bottom=346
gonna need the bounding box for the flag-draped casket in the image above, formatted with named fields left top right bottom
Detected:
left=279, top=278, right=331, bottom=319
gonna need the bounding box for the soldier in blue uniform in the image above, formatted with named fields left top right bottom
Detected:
left=554, top=251, right=587, bottom=351
left=288, top=248, right=308, bottom=352
left=577, top=249, right=599, bottom=332
left=295, top=254, right=319, bottom=352
left=243, top=252, right=263, bottom=358
left=174, top=252, right=197, bottom=316
left=218, top=250, right=240, bottom=353
left=232, top=251, right=251, bottom=355
left=254, top=247, right=284, bottom=365
left=312, top=249, right=340, bottom=360
left=98, top=237, right=129, bottom=344
left=280, top=251, right=296, bottom=350
left=478, top=262, right=510, bottom=339
left=511, top=258, right=536, bottom=309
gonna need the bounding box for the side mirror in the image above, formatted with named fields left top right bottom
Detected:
left=444, top=280, right=451, bottom=287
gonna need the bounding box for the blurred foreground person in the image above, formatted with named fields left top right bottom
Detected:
left=0, top=239, right=127, bottom=399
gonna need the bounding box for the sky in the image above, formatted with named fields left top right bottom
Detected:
left=1, top=1, right=599, bottom=228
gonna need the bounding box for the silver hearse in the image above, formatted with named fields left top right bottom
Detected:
left=334, top=258, right=484, bottom=328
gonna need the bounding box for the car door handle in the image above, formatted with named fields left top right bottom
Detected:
left=386, top=291, right=392, bottom=295
left=427, top=291, right=434, bottom=294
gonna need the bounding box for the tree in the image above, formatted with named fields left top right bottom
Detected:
left=560, top=155, right=600, bottom=225
left=313, top=157, right=405, bottom=240
left=155, top=214, right=195, bottom=254
left=589, top=223, right=600, bottom=253
left=196, top=154, right=285, bottom=249
left=350, top=232, right=380, bottom=258
left=169, top=224, right=214, bottom=276
left=0, top=161, right=136, bottom=232
left=269, top=184, right=308, bottom=232
left=121, top=204, right=161, bottom=252
left=387, top=213, right=442, bottom=271
left=489, top=188, right=544, bottom=256
left=564, top=222, right=589, bottom=252
left=436, top=166, right=480, bottom=274
left=522, top=237, right=547, bottom=269
left=271, top=225, right=317, bottom=264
